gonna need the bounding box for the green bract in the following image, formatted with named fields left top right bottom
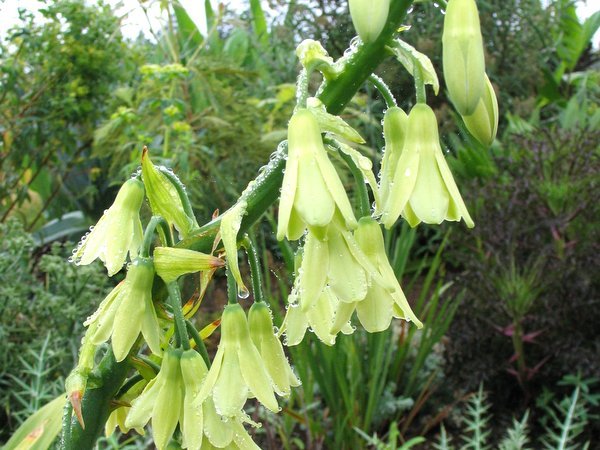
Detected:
left=73, top=178, right=144, bottom=276
left=381, top=103, right=474, bottom=229
left=277, top=109, right=356, bottom=241
left=154, top=247, right=224, bottom=284
left=84, top=257, right=161, bottom=361
left=462, top=74, right=499, bottom=146
left=442, top=0, right=486, bottom=115
left=349, top=0, right=390, bottom=43
left=141, top=149, right=199, bottom=238
left=248, top=302, right=300, bottom=396
left=197, top=304, right=279, bottom=417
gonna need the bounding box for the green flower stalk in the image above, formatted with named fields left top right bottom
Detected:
left=331, top=217, right=422, bottom=333
left=277, top=109, right=357, bottom=241
left=462, top=74, right=499, bottom=146
left=442, top=0, right=486, bottom=115
left=84, top=256, right=162, bottom=362
left=125, top=348, right=185, bottom=450
left=248, top=302, right=300, bottom=396
left=349, top=0, right=391, bottom=43
left=381, top=103, right=474, bottom=228
left=153, top=247, right=224, bottom=284
left=141, top=148, right=199, bottom=238
left=73, top=178, right=144, bottom=276
left=378, top=106, right=408, bottom=211
left=197, top=304, right=279, bottom=417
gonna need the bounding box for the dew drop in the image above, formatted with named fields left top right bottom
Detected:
left=238, top=286, right=250, bottom=299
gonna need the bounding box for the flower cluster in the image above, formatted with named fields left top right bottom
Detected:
left=62, top=1, right=497, bottom=446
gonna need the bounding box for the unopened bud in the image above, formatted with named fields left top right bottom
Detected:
left=462, top=74, right=498, bottom=146
left=442, top=0, right=486, bottom=115
left=349, top=0, right=390, bottom=43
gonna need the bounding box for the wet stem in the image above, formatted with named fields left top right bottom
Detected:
left=242, top=235, right=265, bottom=304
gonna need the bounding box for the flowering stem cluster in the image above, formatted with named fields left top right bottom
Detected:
left=57, top=0, right=498, bottom=448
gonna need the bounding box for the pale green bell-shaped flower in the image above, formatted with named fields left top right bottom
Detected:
left=462, top=74, right=499, bottom=146
left=201, top=396, right=261, bottom=449
left=197, top=304, right=279, bottom=417
left=349, top=0, right=390, bottom=43
left=381, top=104, right=474, bottom=229
left=331, top=217, right=422, bottom=334
left=141, top=148, right=199, bottom=238
left=248, top=302, right=300, bottom=396
left=84, top=256, right=162, bottom=361
left=154, top=247, right=224, bottom=284
left=180, top=349, right=209, bottom=450
left=126, top=348, right=185, bottom=450
left=378, top=107, right=408, bottom=213
left=277, top=109, right=357, bottom=241
left=73, top=178, right=144, bottom=276
left=442, top=0, right=486, bottom=115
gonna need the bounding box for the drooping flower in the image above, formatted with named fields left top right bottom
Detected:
left=248, top=302, right=300, bottom=396
left=105, top=379, right=147, bottom=437
left=153, top=247, right=224, bottom=284
left=277, top=109, right=357, bottom=241
left=462, top=74, right=499, bottom=146
left=349, top=0, right=391, bottom=43
left=141, top=148, right=199, bottom=238
left=330, top=217, right=422, bottom=334
left=201, top=396, right=261, bottom=450
left=85, top=256, right=161, bottom=361
left=442, top=0, right=486, bottom=115
left=197, top=304, right=279, bottom=417
left=126, top=348, right=185, bottom=450
left=381, top=103, right=474, bottom=229
left=378, top=106, right=409, bottom=210
left=72, top=178, right=144, bottom=276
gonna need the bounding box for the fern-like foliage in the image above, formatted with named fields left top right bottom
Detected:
left=461, top=384, right=492, bottom=450
left=499, top=410, right=531, bottom=450
left=434, top=424, right=455, bottom=450
left=539, top=383, right=592, bottom=450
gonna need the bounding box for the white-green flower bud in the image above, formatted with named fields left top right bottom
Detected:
left=462, top=74, right=498, bottom=146
left=349, top=0, right=390, bottom=43
left=442, top=0, right=486, bottom=115
left=153, top=247, right=224, bottom=284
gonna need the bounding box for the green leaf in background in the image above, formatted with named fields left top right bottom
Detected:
left=3, top=395, right=66, bottom=450
left=249, top=0, right=268, bottom=46
left=173, top=0, right=204, bottom=57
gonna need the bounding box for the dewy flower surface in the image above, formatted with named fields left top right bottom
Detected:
left=381, top=103, right=474, bottom=229
left=72, top=178, right=144, bottom=276
left=197, top=304, right=279, bottom=417
left=378, top=106, right=409, bottom=211
left=277, top=108, right=356, bottom=241
left=331, top=217, right=423, bottom=333
left=84, top=256, right=161, bottom=361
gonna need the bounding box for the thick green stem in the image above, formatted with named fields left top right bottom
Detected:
left=59, top=2, right=415, bottom=447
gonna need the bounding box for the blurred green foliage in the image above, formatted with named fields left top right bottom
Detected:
left=0, top=219, right=112, bottom=440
